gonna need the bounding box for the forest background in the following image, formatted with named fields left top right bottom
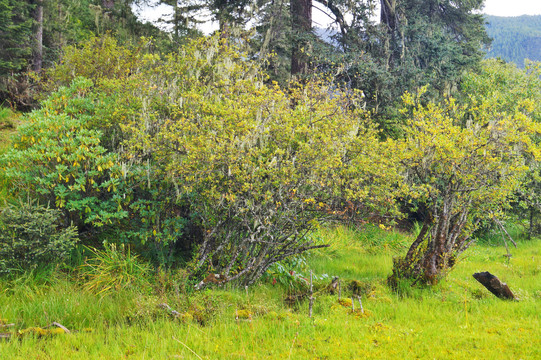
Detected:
left=0, top=1, right=540, bottom=357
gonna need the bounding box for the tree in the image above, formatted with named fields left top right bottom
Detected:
left=0, top=200, right=79, bottom=273
left=208, top=0, right=251, bottom=31
left=32, top=0, right=44, bottom=72
left=290, top=0, right=312, bottom=75
left=0, top=0, right=33, bottom=104
left=156, top=0, right=203, bottom=39
left=388, top=88, right=541, bottom=286
left=0, top=0, right=33, bottom=75
left=305, top=0, right=490, bottom=134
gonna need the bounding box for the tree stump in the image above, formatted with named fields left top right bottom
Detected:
left=473, top=272, right=515, bottom=300
left=328, top=276, right=339, bottom=295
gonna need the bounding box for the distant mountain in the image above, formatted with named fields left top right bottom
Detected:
left=485, top=15, right=541, bottom=67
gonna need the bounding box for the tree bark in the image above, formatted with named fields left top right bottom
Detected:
left=380, top=0, right=398, bottom=67
left=380, top=0, right=396, bottom=33
left=33, top=0, right=43, bottom=72
left=290, top=0, right=312, bottom=76
left=102, top=0, right=115, bottom=9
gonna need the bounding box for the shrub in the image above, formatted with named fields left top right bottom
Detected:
left=1, top=78, right=128, bottom=230
left=122, top=36, right=398, bottom=285
left=2, top=39, right=186, bottom=263
left=6, top=34, right=398, bottom=283
left=0, top=200, right=79, bottom=273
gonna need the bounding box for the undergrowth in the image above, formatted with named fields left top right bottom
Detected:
left=0, top=107, right=20, bottom=203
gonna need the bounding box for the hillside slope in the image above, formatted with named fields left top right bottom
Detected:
left=485, top=15, right=541, bottom=66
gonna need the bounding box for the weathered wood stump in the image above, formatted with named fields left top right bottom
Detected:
left=328, top=276, right=340, bottom=295
left=473, top=271, right=515, bottom=300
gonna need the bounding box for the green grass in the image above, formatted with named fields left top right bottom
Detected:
left=0, top=227, right=539, bottom=359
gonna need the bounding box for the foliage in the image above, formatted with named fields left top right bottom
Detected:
left=461, top=59, right=541, bottom=122
left=0, top=200, right=79, bottom=273
left=263, top=255, right=312, bottom=289
left=304, top=0, right=490, bottom=135
left=0, top=0, right=170, bottom=108
left=0, top=106, right=15, bottom=129
left=0, top=0, right=32, bottom=76
left=17, top=34, right=399, bottom=284
left=251, top=0, right=293, bottom=83
left=12, top=35, right=192, bottom=266
left=0, top=107, right=18, bottom=203
left=42, top=35, right=142, bottom=93
left=388, top=87, right=541, bottom=285
left=0, top=0, right=33, bottom=106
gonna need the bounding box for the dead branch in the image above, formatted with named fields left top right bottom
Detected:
left=44, top=322, right=71, bottom=334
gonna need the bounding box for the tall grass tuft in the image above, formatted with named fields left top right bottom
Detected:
left=79, top=243, right=152, bottom=296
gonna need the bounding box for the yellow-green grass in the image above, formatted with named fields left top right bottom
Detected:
left=0, top=228, right=539, bottom=359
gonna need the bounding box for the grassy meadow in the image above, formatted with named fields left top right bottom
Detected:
left=0, top=225, right=539, bottom=359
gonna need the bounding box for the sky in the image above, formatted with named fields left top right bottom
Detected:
left=134, top=0, right=541, bottom=34
left=483, top=0, right=541, bottom=16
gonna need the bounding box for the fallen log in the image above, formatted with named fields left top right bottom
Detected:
left=473, top=271, right=515, bottom=300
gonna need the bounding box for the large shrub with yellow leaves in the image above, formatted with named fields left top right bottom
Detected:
left=120, top=36, right=398, bottom=285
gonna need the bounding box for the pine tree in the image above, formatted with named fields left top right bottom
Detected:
left=0, top=0, right=33, bottom=77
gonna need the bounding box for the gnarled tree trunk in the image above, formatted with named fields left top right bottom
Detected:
left=389, top=193, right=474, bottom=286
